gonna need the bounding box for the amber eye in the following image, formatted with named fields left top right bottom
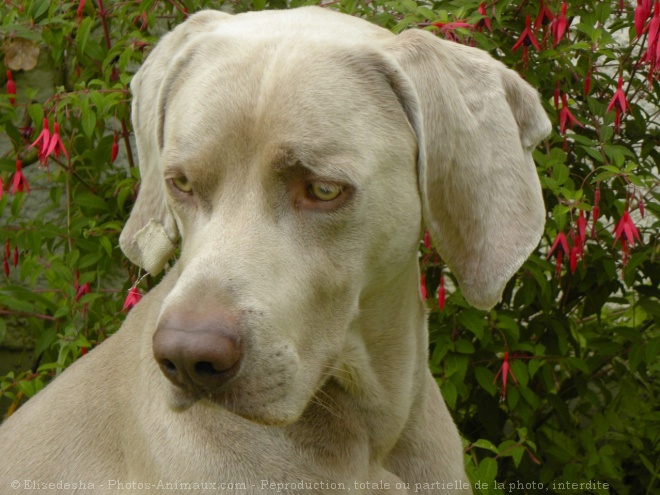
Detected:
left=170, top=176, right=193, bottom=194
left=308, top=182, right=343, bottom=202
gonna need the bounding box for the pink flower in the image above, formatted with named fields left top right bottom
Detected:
left=606, top=77, right=629, bottom=133
left=584, top=69, right=593, bottom=96
left=0, top=177, right=4, bottom=200
left=558, top=93, right=582, bottom=135
left=76, top=282, right=91, bottom=302
left=29, top=118, right=51, bottom=165
left=642, top=2, right=660, bottom=76
left=551, top=2, right=569, bottom=47
left=569, top=245, right=580, bottom=274
left=123, top=287, right=143, bottom=311
left=6, top=70, right=16, bottom=106
left=111, top=134, right=119, bottom=163
left=614, top=211, right=641, bottom=245
left=3, top=239, right=9, bottom=277
left=548, top=231, right=570, bottom=277
left=635, top=0, right=651, bottom=37
left=420, top=275, right=428, bottom=300
left=10, top=159, right=29, bottom=194
left=613, top=210, right=642, bottom=266
left=13, top=246, right=18, bottom=267
left=513, top=16, right=541, bottom=67
left=513, top=15, right=541, bottom=51
left=577, top=210, right=587, bottom=250
left=438, top=277, right=446, bottom=311
left=431, top=20, right=474, bottom=42
left=77, top=0, right=85, bottom=20
left=493, top=352, right=518, bottom=400
left=534, top=0, right=555, bottom=30
left=476, top=3, right=492, bottom=31
left=46, top=122, right=68, bottom=159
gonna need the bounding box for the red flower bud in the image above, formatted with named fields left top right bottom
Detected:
left=6, top=70, right=16, bottom=106
left=438, top=277, right=446, bottom=311
left=111, top=134, right=119, bottom=163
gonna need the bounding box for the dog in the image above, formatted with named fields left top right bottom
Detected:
left=0, top=6, right=550, bottom=494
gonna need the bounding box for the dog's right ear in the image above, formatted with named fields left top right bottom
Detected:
left=120, top=10, right=229, bottom=275
left=384, top=30, right=551, bottom=310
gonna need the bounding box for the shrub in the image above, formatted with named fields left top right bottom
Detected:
left=0, top=1, right=658, bottom=493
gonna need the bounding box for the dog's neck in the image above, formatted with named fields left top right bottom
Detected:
left=316, top=262, right=429, bottom=458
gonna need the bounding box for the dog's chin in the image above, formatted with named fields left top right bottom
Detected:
left=164, top=387, right=200, bottom=412
left=163, top=385, right=303, bottom=426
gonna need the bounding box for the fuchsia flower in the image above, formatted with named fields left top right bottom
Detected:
left=3, top=239, right=10, bottom=277
left=577, top=210, right=587, bottom=249
left=513, top=16, right=541, bottom=66
left=75, top=282, right=91, bottom=302
left=476, top=3, right=492, bottom=31
left=551, top=2, right=569, bottom=47
left=493, top=352, right=518, bottom=400
left=111, top=134, right=119, bottom=163
left=437, top=277, right=446, bottom=312
left=76, top=0, right=85, bottom=21
left=591, top=186, right=601, bottom=238
left=641, top=1, right=660, bottom=76
left=431, top=20, right=474, bottom=42
left=6, top=70, right=16, bottom=106
left=606, top=77, right=630, bottom=133
left=420, top=275, right=428, bottom=300
left=613, top=210, right=642, bottom=265
left=29, top=118, right=51, bottom=165
left=0, top=177, right=4, bottom=200
left=558, top=93, right=582, bottom=135
left=46, top=122, right=68, bottom=159
left=635, top=0, right=652, bottom=37
left=10, top=160, right=29, bottom=194
left=423, top=230, right=432, bottom=250
left=534, top=0, right=555, bottom=30
left=584, top=69, right=593, bottom=96
left=123, top=287, right=143, bottom=311
left=548, top=231, right=570, bottom=278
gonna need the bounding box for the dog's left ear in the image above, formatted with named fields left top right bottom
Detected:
left=384, top=30, right=551, bottom=310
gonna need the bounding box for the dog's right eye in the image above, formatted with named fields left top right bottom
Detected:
left=168, top=176, right=193, bottom=195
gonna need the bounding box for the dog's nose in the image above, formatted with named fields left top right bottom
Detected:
left=152, top=310, right=242, bottom=393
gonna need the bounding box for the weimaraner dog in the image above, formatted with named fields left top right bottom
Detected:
left=0, top=6, right=550, bottom=494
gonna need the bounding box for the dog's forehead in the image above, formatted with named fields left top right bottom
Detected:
left=160, top=33, right=414, bottom=181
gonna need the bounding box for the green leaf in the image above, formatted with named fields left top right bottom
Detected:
left=75, top=192, right=108, bottom=212
left=475, top=366, right=497, bottom=396
left=476, top=457, right=497, bottom=483
left=76, top=17, right=94, bottom=56
left=472, top=439, right=498, bottom=454
left=458, top=310, right=486, bottom=339
left=80, top=97, right=97, bottom=138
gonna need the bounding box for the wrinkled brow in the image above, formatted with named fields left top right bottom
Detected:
left=270, top=144, right=363, bottom=184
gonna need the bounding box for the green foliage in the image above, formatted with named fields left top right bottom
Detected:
left=0, top=1, right=658, bottom=493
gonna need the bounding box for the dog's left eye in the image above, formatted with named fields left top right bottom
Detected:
left=308, top=182, right=343, bottom=202
left=169, top=176, right=193, bottom=195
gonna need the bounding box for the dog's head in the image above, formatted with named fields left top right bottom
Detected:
left=120, top=7, right=550, bottom=424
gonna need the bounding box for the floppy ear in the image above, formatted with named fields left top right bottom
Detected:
left=384, top=30, right=551, bottom=309
left=120, top=10, right=229, bottom=275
